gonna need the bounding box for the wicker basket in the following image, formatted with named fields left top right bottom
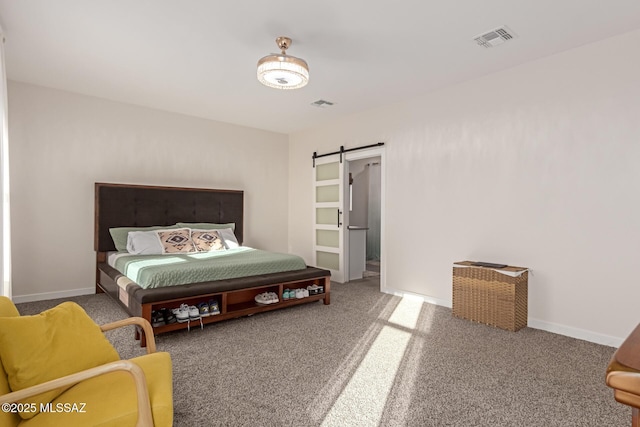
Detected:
left=452, top=261, right=528, bottom=332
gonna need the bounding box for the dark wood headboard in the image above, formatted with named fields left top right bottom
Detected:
left=94, top=183, right=244, bottom=252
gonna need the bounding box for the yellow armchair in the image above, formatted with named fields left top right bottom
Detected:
left=0, top=296, right=173, bottom=427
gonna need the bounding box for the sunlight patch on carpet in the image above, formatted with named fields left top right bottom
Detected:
left=320, top=297, right=424, bottom=427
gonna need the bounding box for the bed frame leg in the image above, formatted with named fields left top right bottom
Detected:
left=137, top=305, right=153, bottom=348
left=323, top=278, right=331, bottom=305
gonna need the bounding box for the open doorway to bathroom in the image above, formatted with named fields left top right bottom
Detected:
left=347, top=156, right=381, bottom=280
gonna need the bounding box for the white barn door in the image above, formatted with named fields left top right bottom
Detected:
left=313, top=155, right=346, bottom=283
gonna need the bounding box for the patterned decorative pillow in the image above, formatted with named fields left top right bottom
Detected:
left=191, top=229, right=225, bottom=252
left=156, top=228, right=196, bottom=254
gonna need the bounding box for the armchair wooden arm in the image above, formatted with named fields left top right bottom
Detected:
left=0, top=360, right=154, bottom=427
left=100, top=317, right=157, bottom=354
left=607, top=323, right=640, bottom=427
left=607, top=371, right=640, bottom=400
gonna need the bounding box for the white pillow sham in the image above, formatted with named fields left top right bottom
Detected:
left=217, top=228, right=240, bottom=249
left=126, top=230, right=163, bottom=254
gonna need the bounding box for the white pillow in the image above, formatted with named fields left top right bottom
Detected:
left=126, top=230, right=163, bottom=254
left=217, top=228, right=240, bottom=249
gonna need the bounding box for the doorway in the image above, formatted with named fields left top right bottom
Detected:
left=347, top=157, right=381, bottom=279
left=344, top=146, right=385, bottom=289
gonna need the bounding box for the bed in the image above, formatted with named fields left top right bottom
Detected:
left=94, top=182, right=331, bottom=345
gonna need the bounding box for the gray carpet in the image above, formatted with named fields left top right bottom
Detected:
left=17, top=278, right=628, bottom=426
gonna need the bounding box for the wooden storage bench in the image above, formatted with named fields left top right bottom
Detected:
left=98, top=262, right=331, bottom=346
left=452, top=261, right=528, bottom=331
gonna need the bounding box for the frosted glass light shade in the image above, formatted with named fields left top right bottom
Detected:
left=257, top=54, right=309, bottom=89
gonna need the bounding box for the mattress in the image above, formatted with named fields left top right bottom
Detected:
left=108, top=247, right=307, bottom=289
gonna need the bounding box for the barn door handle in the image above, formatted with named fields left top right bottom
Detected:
left=337, top=210, right=342, bottom=228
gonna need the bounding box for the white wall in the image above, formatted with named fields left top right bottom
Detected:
left=9, top=82, right=289, bottom=301
left=289, top=29, right=640, bottom=346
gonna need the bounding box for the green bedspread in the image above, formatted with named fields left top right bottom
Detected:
left=111, top=247, right=307, bottom=289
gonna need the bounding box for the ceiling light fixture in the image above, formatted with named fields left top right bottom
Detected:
left=257, top=36, right=309, bottom=90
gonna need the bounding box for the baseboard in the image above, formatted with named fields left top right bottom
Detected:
left=381, top=286, right=452, bottom=309
left=12, top=287, right=95, bottom=304
left=527, top=318, right=622, bottom=348
left=381, top=286, right=622, bottom=348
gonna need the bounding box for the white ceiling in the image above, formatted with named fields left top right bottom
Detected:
left=0, top=1, right=639, bottom=134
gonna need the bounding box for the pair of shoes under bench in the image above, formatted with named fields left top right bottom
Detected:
left=151, top=308, right=177, bottom=327
left=209, top=299, right=220, bottom=315
left=173, top=304, right=200, bottom=323
left=197, top=302, right=210, bottom=317
left=295, top=288, right=310, bottom=299
left=197, top=299, right=220, bottom=317
left=307, top=284, right=321, bottom=295
left=151, top=310, right=165, bottom=328
left=254, top=292, right=279, bottom=305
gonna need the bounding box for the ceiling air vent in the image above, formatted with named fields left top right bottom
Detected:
left=473, top=26, right=517, bottom=48
left=311, top=99, right=334, bottom=108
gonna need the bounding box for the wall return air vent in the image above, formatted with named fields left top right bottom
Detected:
left=473, top=25, right=517, bottom=48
